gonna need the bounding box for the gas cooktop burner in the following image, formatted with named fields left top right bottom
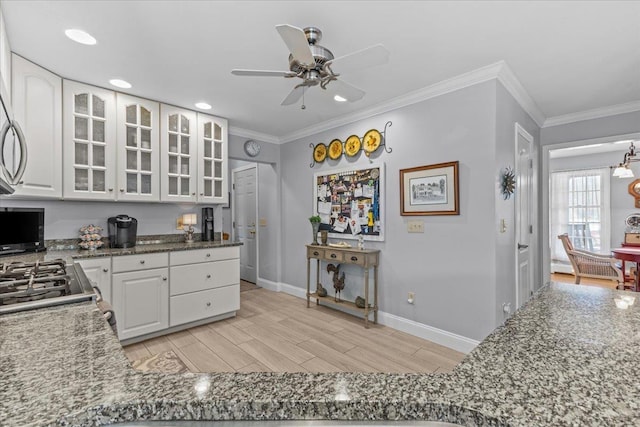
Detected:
left=0, top=260, right=95, bottom=314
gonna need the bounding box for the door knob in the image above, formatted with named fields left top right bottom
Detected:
left=518, top=243, right=529, bottom=250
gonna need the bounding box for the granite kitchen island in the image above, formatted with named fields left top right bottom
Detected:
left=1, top=282, right=638, bottom=427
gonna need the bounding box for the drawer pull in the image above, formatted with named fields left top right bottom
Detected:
left=206, top=274, right=211, bottom=279
left=330, top=254, right=337, bottom=259
left=313, top=251, right=319, bottom=256
left=206, top=302, right=211, bottom=307
left=351, top=256, right=358, bottom=261
left=206, top=253, right=211, bottom=257
left=140, top=260, right=145, bottom=264
left=162, top=277, right=167, bottom=281
left=102, top=268, right=109, bottom=273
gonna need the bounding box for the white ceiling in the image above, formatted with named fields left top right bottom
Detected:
left=3, top=1, right=640, bottom=141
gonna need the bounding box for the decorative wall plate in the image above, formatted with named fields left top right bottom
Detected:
left=328, top=139, right=343, bottom=160
left=345, top=135, right=361, bottom=157
left=313, top=143, right=327, bottom=163
left=363, top=129, right=382, bottom=155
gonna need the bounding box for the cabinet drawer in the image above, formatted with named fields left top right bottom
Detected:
left=324, top=249, right=343, bottom=262
left=112, top=252, right=168, bottom=273
left=307, top=246, right=324, bottom=258
left=170, top=259, right=239, bottom=296
left=170, top=246, right=239, bottom=266
left=343, top=252, right=366, bottom=266
left=170, top=284, right=239, bottom=327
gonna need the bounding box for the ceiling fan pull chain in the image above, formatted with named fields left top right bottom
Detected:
left=301, top=87, right=306, bottom=110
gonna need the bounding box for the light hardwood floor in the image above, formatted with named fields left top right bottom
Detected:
left=123, top=282, right=465, bottom=374
left=551, top=272, right=619, bottom=289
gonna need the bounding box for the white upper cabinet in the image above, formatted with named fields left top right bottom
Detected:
left=116, top=94, right=159, bottom=201
left=0, top=7, right=11, bottom=105
left=10, top=54, right=62, bottom=198
left=62, top=80, right=117, bottom=200
left=196, top=113, right=228, bottom=204
left=160, top=104, right=197, bottom=202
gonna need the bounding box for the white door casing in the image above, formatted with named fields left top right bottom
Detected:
left=232, top=165, right=257, bottom=283
left=515, top=123, right=534, bottom=309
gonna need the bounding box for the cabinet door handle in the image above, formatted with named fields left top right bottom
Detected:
left=330, top=254, right=337, bottom=259
left=351, top=256, right=358, bottom=262
left=192, top=192, right=196, bottom=196
left=162, top=277, right=168, bottom=281
left=200, top=193, right=204, bottom=196
left=108, top=188, right=114, bottom=192
left=140, top=260, right=145, bottom=264
left=206, top=274, right=211, bottom=279
left=206, top=302, right=211, bottom=307
left=120, top=188, right=124, bottom=192
left=313, top=251, right=319, bottom=256
left=102, top=268, right=109, bottom=273
left=18, top=181, right=23, bottom=185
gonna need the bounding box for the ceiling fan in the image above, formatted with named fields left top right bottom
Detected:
left=231, top=25, right=389, bottom=108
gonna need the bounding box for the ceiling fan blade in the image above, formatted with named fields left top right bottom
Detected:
left=231, top=69, right=296, bottom=77
left=281, top=86, right=305, bottom=106
left=326, top=79, right=365, bottom=102
left=326, top=44, right=389, bottom=75
left=276, top=24, right=315, bottom=67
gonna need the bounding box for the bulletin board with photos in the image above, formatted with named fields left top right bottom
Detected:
left=313, top=163, right=385, bottom=241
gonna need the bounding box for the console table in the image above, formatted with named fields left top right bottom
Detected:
left=306, top=244, right=380, bottom=327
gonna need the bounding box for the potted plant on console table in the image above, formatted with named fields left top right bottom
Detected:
left=309, top=215, right=321, bottom=245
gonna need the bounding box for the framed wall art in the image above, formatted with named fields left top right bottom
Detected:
left=313, top=163, right=385, bottom=241
left=400, top=161, right=459, bottom=216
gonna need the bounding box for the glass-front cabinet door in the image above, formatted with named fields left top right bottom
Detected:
left=62, top=80, right=116, bottom=200
left=116, top=94, right=159, bottom=201
left=160, top=105, right=197, bottom=202
left=197, top=113, right=228, bottom=204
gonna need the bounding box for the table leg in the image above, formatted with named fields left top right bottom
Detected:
left=373, top=265, right=378, bottom=324
left=635, top=262, right=639, bottom=292
left=364, top=267, right=370, bottom=328
left=306, top=256, right=310, bottom=308
left=316, top=259, right=320, bottom=305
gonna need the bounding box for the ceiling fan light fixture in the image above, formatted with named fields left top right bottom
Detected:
left=64, top=29, right=97, bottom=45
left=334, top=95, right=347, bottom=102
left=195, top=102, right=212, bottom=110
left=109, top=79, right=131, bottom=89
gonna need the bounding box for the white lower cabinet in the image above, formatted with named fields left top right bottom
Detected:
left=170, top=284, right=239, bottom=327
left=112, top=267, right=169, bottom=340
left=76, top=257, right=111, bottom=304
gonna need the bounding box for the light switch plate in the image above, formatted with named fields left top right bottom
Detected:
left=259, top=218, right=267, bottom=227
left=407, top=220, right=424, bottom=233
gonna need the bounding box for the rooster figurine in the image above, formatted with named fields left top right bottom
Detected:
left=327, top=263, right=345, bottom=302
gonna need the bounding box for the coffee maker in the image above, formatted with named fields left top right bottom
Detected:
left=108, top=215, right=138, bottom=248
left=201, top=207, right=214, bottom=241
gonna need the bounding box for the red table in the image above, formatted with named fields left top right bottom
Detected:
left=612, top=247, right=640, bottom=292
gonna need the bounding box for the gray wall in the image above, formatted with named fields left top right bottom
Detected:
left=494, top=82, right=541, bottom=322
left=0, top=198, right=217, bottom=240
left=280, top=81, right=499, bottom=341
left=541, top=111, right=640, bottom=147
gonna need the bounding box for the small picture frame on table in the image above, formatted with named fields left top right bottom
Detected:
left=400, top=161, right=459, bottom=216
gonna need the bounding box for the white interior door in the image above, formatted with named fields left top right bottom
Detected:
left=515, top=123, right=534, bottom=308
left=233, top=165, right=257, bottom=283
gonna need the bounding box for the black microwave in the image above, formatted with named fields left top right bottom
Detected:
left=0, top=208, right=45, bottom=256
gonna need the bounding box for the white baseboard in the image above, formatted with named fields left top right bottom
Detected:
left=551, top=263, right=573, bottom=274
left=259, top=279, right=479, bottom=354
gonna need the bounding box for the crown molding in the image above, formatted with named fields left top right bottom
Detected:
left=495, top=62, right=546, bottom=127
left=279, top=61, right=508, bottom=143
left=543, top=100, right=640, bottom=128
left=229, top=126, right=280, bottom=144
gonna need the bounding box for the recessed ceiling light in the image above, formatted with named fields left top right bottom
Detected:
left=109, top=79, right=132, bottom=89
left=64, top=29, right=97, bottom=45
left=195, top=102, right=212, bottom=110
left=334, top=95, right=347, bottom=102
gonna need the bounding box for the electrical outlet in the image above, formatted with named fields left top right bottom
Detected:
left=407, top=292, right=415, bottom=304
left=407, top=220, right=424, bottom=233
left=176, top=217, right=184, bottom=230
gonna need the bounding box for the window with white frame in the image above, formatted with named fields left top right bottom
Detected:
left=550, top=168, right=611, bottom=268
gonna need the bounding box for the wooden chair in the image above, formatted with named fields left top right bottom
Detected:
left=557, top=234, right=624, bottom=286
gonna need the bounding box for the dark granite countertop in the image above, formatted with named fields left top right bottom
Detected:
left=1, top=282, right=639, bottom=426
left=0, top=240, right=243, bottom=265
